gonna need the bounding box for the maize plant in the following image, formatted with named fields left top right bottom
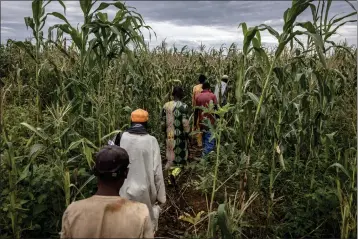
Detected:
left=0, top=0, right=356, bottom=238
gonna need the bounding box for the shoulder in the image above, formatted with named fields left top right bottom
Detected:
left=196, top=92, right=203, bottom=100
left=163, top=102, right=168, bottom=109
left=164, top=101, right=172, bottom=107
left=63, top=197, right=92, bottom=215
left=148, top=134, right=160, bottom=145
left=125, top=200, right=151, bottom=220
left=126, top=199, right=149, bottom=211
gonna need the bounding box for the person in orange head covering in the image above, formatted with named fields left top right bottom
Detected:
left=111, top=109, right=166, bottom=234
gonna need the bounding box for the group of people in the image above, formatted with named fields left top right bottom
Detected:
left=60, top=74, right=229, bottom=238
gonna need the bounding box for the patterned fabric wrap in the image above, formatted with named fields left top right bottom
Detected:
left=162, top=101, right=190, bottom=166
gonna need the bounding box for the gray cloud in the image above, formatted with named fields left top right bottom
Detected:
left=127, top=1, right=355, bottom=28
left=1, top=1, right=356, bottom=48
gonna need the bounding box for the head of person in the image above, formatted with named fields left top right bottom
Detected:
left=172, top=86, right=184, bottom=100
left=202, top=82, right=211, bottom=90
left=222, top=75, right=229, bottom=83
left=93, top=145, right=130, bottom=191
left=198, top=74, right=206, bottom=84
left=131, top=109, right=149, bottom=128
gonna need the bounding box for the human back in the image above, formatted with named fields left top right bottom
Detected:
left=118, top=109, right=166, bottom=232
left=119, top=132, right=163, bottom=206
left=61, top=196, right=152, bottom=238
left=60, top=145, right=154, bottom=238
left=195, top=82, right=218, bottom=130
left=162, top=86, right=190, bottom=171
left=192, top=74, right=206, bottom=107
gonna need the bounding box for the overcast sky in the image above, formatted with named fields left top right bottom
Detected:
left=1, top=1, right=357, bottom=50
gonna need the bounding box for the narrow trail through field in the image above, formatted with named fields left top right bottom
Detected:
left=156, top=142, right=206, bottom=238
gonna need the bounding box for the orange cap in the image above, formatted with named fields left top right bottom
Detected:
left=131, top=109, right=149, bottom=123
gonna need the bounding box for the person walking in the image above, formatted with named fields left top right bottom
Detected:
left=214, top=75, right=229, bottom=106
left=161, top=86, right=190, bottom=185
left=192, top=74, right=206, bottom=147
left=194, top=82, right=218, bottom=156
left=60, top=145, right=154, bottom=238
left=113, top=109, right=166, bottom=233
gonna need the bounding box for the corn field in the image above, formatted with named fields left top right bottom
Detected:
left=0, top=0, right=357, bottom=238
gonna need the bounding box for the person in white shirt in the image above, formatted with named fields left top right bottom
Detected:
left=112, top=109, right=166, bottom=233
left=214, top=75, right=229, bottom=106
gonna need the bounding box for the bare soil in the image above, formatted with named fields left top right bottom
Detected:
left=156, top=141, right=207, bottom=238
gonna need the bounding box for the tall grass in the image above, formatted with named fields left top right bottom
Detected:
left=0, top=0, right=356, bottom=238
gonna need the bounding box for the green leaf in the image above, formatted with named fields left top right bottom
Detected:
left=80, top=0, right=92, bottom=15
left=252, top=47, right=270, bottom=70
left=275, top=31, right=303, bottom=58
left=48, top=12, right=71, bottom=25
left=93, top=2, right=110, bottom=13
left=304, top=32, right=326, bottom=68
left=296, top=21, right=316, bottom=33
left=72, top=175, right=96, bottom=201
left=13, top=41, right=37, bottom=63
left=243, top=26, right=258, bottom=55
left=255, top=30, right=261, bottom=46
left=278, top=153, right=286, bottom=170
left=324, top=19, right=356, bottom=42
left=113, top=1, right=126, bottom=10
left=37, top=194, right=47, bottom=204
left=238, top=22, right=248, bottom=35
left=293, top=36, right=305, bottom=50
left=20, top=122, right=48, bottom=141
left=96, top=12, right=108, bottom=22
left=32, top=0, right=43, bottom=26
left=329, top=163, right=351, bottom=179
left=29, top=144, right=45, bottom=158
left=344, top=0, right=356, bottom=11
left=247, top=92, right=259, bottom=106
left=109, top=25, right=121, bottom=37
left=258, top=24, right=280, bottom=39
left=283, top=0, right=313, bottom=33
left=61, top=27, right=82, bottom=50
left=57, top=0, right=67, bottom=14
left=217, top=204, right=232, bottom=239
left=33, top=204, right=47, bottom=216
left=252, top=38, right=260, bottom=49
left=68, top=140, right=83, bottom=151
left=326, top=132, right=336, bottom=142
left=17, top=164, right=31, bottom=184
left=309, top=3, right=317, bottom=22
left=101, top=130, right=121, bottom=141
left=24, top=17, right=35, bottom=31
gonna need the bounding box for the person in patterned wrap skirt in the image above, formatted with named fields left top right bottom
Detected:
left=161, top=86, right=190, bottom=185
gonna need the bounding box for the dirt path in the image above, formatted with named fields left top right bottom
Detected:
left=156, top=141, right=206, bottom=238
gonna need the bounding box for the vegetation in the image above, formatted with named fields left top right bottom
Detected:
left=0, top=0, right=356, bottom=238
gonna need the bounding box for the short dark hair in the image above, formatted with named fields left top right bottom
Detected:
left=202, top=82, right=210, bottom=90
left=172, top=86, right=184, bottom=99
left=94, top=145, right=129, bottom=180
left=198, top=74, right=206, bottom=84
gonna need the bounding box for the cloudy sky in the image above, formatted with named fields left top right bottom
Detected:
left=1, top=1, right=357, bottom=49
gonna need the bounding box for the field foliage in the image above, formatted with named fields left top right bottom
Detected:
left=0, top=0, right=357, bottom=238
